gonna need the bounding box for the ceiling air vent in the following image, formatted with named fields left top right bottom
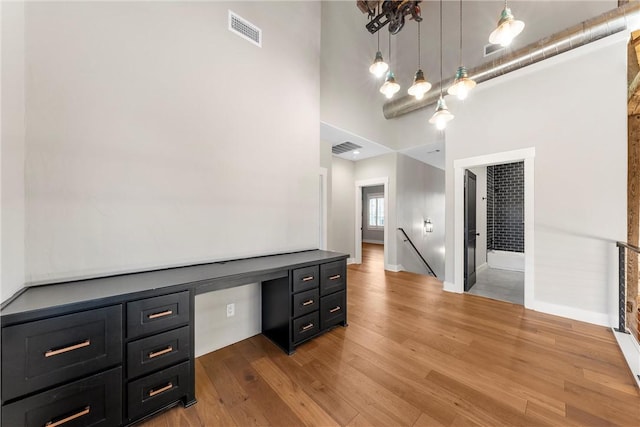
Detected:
left=229, top=11, right=262, bottom=47
left=484, top=43, right=505, bottom=57
left=332, top=142, right=362, bottom=155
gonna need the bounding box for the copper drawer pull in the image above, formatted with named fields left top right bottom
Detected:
left=302, top=299, right=314, bottom=306
left=148, top=346, right=173, bottom=359
left=301, top=323, right=314, bottom=331
left=148, top=309, right=173, bottom=319
left=45, top=339, right=91, bottom=358
left=149, top=382, right=173, bottom=397
left=302, top=276, right=314, bottom=282
left=329, top=306, right=341, bottom=313
left=329, top=274, right=341, bottom=280
left=45, top=406, right=90, bottom=427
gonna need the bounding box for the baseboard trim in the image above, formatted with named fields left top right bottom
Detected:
left=363, top=239, right=384, bottom=245
left=612, top=329, right=640, bottom=388
left=532, top=300, right=609, bottom=327
left=386, top=264, right=404, bottom=272
left=476, top=262, right=488, bottom=273
left=443, top=281, right=461, bottom=293
left=347, top=257, right=357, bottom=265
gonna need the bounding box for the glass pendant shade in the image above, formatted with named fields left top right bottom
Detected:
left=489, top=7, right=524, bottom=47
left=380, top=71, right=401, bottom=99
left=369, top=51, right=389, bottom=78
left=447, top=66, right=476, bottom=100
left=429, top=96, right=454, bottom=130
left=408, top=69, right=432, bottom=100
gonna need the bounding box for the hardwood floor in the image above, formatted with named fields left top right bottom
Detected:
left=140, top=243, right=640, bottom=426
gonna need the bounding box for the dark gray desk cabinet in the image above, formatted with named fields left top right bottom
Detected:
left=0, top=250, right=348, bottom=426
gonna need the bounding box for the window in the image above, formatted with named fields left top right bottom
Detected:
left=367, top=193, right=384, bottom=230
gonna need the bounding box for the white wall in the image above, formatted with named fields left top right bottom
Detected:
left=13, top=1, right=320, bottom=355
left=396, top=154, right=445, bottom=277
left=1, top=1, right=26, bottom=302
left=329, top=156, right=355, bottom=258
left=469, top=167, right=487, bottom=268
left=445, top=34, right=627, bottom=325
left=320, top=1, right=395, bottom=149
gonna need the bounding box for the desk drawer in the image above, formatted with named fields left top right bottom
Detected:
left=2, top=305, right=122, bottom=402
left=127, top=326, right=190, bottom=379
left=292, top=266, right=319, bottom=293
left=127, top=361, right=190, bottom=422
left=127, top=291, right=189, bottom=339
left=321, top=291, right=346, bottom=330
left=2, top=367, right=122, bottom=427
left=320, top=261, right=346, bottom=296
left=292, top=312, right=319, bottom=344
left=292, top=288, right=319, bottom=318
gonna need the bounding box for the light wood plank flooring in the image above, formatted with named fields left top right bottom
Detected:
left=140, top=243, right=640, bottom=426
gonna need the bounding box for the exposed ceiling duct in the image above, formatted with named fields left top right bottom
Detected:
left=383, top=2, right=640, bottom=120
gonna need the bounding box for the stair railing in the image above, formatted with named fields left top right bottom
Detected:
left=616, top=241, right=640, bottom=333
left=397, top=228, right=437, bottom=278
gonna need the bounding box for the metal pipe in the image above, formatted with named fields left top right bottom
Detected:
left=383, top=2, right=640, bottom=119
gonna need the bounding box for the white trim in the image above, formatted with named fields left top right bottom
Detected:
left=476, top=262, right=488, bottom=273
left=355, top=177, right=389, bottom=269
left=443, top=281, right=461, bottom=293
left=319, top=168, right=328, bottom=250
left=612, top=329, right=640, bottom=388
left=387, top=264, right=404, bottom=272
left=366, top=192, right=385, bottom=230
left=532, top=300, right=609, bottom=327
left=453, top=148, right=535, bottom=309
left=363, top=239, right=384, bottom=245
left=346, top=257, right=357, bottom=265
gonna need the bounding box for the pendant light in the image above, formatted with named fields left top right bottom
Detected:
left=380, top=31, right=400, bottom=99
left=408, top=21, right=431, bottom=101
left=429, top=0, right=454, bottom=130
left=489, top=0, right=525, bottom=47
left=369, top=6, right=389, bottom=78
left=448, top=0, right=476, bottom=100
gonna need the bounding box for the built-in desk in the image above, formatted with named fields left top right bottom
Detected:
left=0, top=249, right=348, bottom=426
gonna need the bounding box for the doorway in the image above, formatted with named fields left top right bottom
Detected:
left=465, top=164, right=525, bottom=305
left=354, top=177, right=389, bottom=269
left=452, top=148, right=535, bottom=309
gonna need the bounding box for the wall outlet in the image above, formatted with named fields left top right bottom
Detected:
left=226, top=303, right=235, bottom=318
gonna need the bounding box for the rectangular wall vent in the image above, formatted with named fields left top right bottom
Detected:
left=332, top=142, right=362, bottom=155
left=229, top=11, right=262, bottom=47
left=484, top=43, right=505, bottom=57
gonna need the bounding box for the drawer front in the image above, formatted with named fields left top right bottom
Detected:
left=127, top=361, right=191, bottom=422
left=2, top=367, right=122, bottom=427
left=292, top=288, right=319, bottom=318
left=320, top=260, right=346, bottom=296
left=127, top=291, right=189, bottom=339
left=2, top=305, right=122, bottom=402
left=127, top=326, right=190, bottom=379
left=292, top=312, right=319, bottom=344
left=292, top=266, right=319, bottom=294
left=320, top=291, right=346, bottom=330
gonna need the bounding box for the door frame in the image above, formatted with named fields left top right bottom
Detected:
left=453, top=148, right=535, bottom=309
left=355, top=177, right=389, bottom=268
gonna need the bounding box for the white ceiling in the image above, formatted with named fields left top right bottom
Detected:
left=322, top=1, right=619, bottom=169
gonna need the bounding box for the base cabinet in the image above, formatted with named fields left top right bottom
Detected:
left=2, top=367, right=122, bottom=427
left=1, top=251, right=347, bottom=426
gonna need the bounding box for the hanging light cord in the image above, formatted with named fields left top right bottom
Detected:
left=417, top=21, right=421, bottom=69
left=388, top=29, right=392, bottom=65
left=458, top=0, right=463, bottom=67
left=376, top=5, right=380, bottom=51
left=439, top=0, right=443, bottom=96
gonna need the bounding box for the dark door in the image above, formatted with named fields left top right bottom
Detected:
left=464, top=170, right=477, bottom=291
